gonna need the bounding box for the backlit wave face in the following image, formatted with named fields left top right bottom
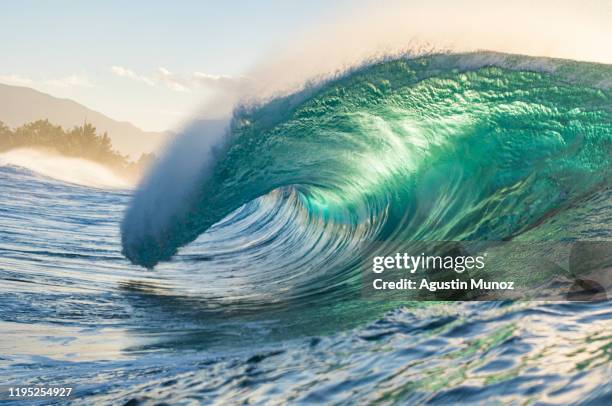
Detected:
left=121, top=52, right=611, bottom=273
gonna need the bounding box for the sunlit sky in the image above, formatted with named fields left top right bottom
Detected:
left=0, top=0, right=361, bottom=131
left=1, top=0, right=610, bottom=132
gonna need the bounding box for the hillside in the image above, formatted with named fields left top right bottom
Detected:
left=0, top=82, right=172, bottom=158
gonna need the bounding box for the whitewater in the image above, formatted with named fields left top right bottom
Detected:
left=0, top=149, right=130, bottom=189
left=1, top=52, right=611, bottom=404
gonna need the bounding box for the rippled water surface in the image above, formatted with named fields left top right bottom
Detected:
left=0, top=165, right=610, bottom=405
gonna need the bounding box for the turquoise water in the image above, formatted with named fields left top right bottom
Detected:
left=1, top=52, right=611, bottom=404
left=123, top=53, right=611, bottom=270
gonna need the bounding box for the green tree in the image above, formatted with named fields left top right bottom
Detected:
left=0, top=119, right=156, bottom=181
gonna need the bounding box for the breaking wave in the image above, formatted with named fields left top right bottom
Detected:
left=121, top=52, right=611, bottom=286
left=0, top=148, right=130, bottom=189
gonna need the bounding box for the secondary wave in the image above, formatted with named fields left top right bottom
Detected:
left=121, top=52, right=612, bottom=277
left=0, top=148, right=130, bottom=189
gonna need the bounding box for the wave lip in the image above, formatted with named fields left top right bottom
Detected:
left=121, top=119, right=230, bottom=268
left=121, top=52, right=612, bottom=269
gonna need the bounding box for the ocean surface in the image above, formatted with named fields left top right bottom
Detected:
left=1, top=52, right=611, bottom=405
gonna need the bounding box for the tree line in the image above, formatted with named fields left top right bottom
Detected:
left=0, top=119, right=155, bottom=180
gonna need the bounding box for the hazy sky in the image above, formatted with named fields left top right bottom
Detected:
left=1, top=0, right=610, bottom=132
left=0, top=0, right=361, bottom=131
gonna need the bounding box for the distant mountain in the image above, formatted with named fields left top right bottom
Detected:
left=0, top=82, right=173, bottom=158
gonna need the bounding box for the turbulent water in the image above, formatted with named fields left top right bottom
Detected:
left=1, top=52, right=611, bottom=404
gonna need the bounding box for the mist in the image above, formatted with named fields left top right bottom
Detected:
left=0, top=148, right=130, bottom=189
